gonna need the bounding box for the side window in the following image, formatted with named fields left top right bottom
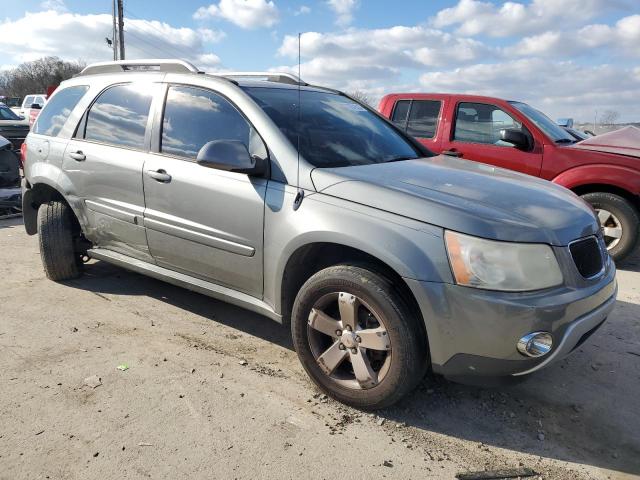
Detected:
left=161, top=85, right=256, bottom=160
left=454, top=102, right=521, bottom=146
left=390, top=100, right=410, bottom=129
left=35, top=96, right=46, bottom=106
left=83, top=84, right=153, bottom=149
left=406, top=100, right=441, bottom=139
left=33, top=85, right=88, bottom=137
left=24, top=96, right=34, bottom=107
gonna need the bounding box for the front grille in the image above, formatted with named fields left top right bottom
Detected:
left=569, top=236, right=603, bottom=278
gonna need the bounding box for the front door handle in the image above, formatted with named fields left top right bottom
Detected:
left=68, top=151, right=86, bottom=161
left=442, top=149, right=462, bottom=157
left=146, top=169, right=172, bottom=183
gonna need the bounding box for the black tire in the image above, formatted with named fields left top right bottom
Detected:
left=581, top=192, right=640, bottom=262
left=291, top=265, right=428, bottom=409
left=37, top=201, right=81, bottom=281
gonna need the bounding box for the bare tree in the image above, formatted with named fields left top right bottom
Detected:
left=347, top=90, right=372, bottom=106
left=600, top=110, right=620, bottom=126
left=0, top=57, right=85, bottom=98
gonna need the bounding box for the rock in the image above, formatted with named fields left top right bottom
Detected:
left=71, top=327, right=78, bottom=333
left=191, top=368, right=196, bottom=374
left=591, top=363, right=600, bottom=371
left=239, top=360, right=248, bottom=366
left=537, top=433, right=545, bottom=441
left=571, top=404, right=582, bottom=413
left=377, top=418, right=385, bottom=426
left=93, top=452, right=99, bottom=457
left=612, top=452, right=619, bottom=459
left=219, top=372, right=224, bottom=378
left=383, top=460, right=393, bottom=467
left=83, top=375, right=102, bottom=389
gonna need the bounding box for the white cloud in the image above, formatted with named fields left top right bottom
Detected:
left=432, top=0, right=610, bottom=37
left=0, top=10, right=224, bottom=71
left=327, top=0, right=359, bottom=27
left=40, top=0, right=67, bottom=12
left=419, top=59, right=640, bottom=122
left=294, top=5, right=311, bottom=16
left=193, top=0, right=279, bottom=29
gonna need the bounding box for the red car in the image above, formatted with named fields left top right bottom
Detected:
left=378, top=93, right=640, bottom=261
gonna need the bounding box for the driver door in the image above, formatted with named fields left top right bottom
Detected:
left=142, top=84, right=267, bottom=297
left=442, top=101, right=542, bottom=177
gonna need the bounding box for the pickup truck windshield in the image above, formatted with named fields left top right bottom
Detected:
left=243, top=87, right=421, bottom=168
left=509, top=101, right=575, bottom=143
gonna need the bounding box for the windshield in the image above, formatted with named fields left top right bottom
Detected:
left=509, top=101, right=575, bottom=143
left=0, top=105, right=21, bottom=121
left=242, top=87, right=423, bottom=168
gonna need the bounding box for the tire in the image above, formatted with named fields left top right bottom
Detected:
left=581, top=192, right=640, bottom=262
left=37, top=201, right=81, bottom=281
left=291, top=265, right=428, bottom=409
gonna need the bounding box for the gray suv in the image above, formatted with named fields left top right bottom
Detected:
left=22, top=60, right=617, bottom=409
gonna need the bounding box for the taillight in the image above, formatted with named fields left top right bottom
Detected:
left=20, top=142, right=27, bottom=170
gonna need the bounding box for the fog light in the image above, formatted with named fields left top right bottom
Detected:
left=517, top=332, right=553, bottom=357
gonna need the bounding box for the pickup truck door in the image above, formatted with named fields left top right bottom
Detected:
left=388, top=99, right=444, bottom=153
left=441, top=101, right=542, bottom=177
left=142, top=84, right=267, bottom=297
left=63, top=82, right=157, bottom=262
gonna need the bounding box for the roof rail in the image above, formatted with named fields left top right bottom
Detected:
left=78, top=59, right=201, bottom=76
left=217, top=71, right=307, bottom=86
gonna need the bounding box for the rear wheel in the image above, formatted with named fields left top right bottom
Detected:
left=37, top=201, right=82, bottom=281
left=291, top=265, right=427, bottom=409
left=581, top=192, right=639, bottom=262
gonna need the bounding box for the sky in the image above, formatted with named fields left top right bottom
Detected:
left=1, top=0, right=639, bottom=122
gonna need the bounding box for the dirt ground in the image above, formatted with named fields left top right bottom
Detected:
left=1, top=216, right=639, bottom=480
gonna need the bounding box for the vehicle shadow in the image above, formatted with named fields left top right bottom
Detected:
left=617, top=249, right=640, bottom=273
left=66, top=260, right=640, bottom=476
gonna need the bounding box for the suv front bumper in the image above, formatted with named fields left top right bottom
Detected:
left=405, top=261, right=617, bottom=381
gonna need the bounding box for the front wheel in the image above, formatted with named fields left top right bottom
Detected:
left=291, top=265, right=428, bottom=409
left=581, top=192, right=640, bottom=262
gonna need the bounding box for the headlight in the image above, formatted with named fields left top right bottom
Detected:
left=444, top=231, right=563, bottom=291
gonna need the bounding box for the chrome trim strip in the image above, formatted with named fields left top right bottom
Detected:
left=143, top=217, right=255, bottom=257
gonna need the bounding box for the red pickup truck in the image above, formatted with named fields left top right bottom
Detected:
left=378, top=93, right=640, bottom=261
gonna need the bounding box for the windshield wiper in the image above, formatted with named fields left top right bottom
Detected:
left=555, top=139, right=576, bottom=144
left=384, top=155, right=419, bottom=163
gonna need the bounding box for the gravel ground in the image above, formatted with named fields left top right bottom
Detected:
left=1, top=216, right=639, bottom=480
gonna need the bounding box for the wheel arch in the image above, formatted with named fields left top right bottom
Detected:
left=278, top=242, right=428, bottom=350
left=571, top=183, right=640, bottom=210
left=23, top=180, right=80, bottom=235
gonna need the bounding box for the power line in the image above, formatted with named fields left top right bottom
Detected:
left=123, top=29, right=170, bottom=58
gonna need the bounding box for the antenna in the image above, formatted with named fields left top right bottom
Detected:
left=293, top=32, right=304, bottom=211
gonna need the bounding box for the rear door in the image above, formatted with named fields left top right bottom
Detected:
left=142, top=84, right=267, bottom=297
left=442, top=101, right=542, bottom=176
left=63, top=81, right=158, bottom=261
left=389, top=98, right=443, bottom=152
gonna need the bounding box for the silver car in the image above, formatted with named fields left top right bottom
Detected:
left=21, top=60, right=617, bottom=409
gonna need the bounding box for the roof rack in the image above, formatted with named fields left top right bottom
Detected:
left=78, top=59, right=201, bottom=76
left=217, top=72, right=307, bottom=86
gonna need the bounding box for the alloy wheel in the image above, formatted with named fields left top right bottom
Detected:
left=596, top=208, right=623, bottom=250
left=307, top=292, right=391, bottom=390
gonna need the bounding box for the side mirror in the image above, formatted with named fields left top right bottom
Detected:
left=500, top=128, right=529, bottom=150
left=30, top=103, right=42, bottom=110
left=196, top=139, right=265, bottom=175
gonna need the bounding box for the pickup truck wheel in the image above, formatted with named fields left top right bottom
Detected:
left=37, top=201, right=81, bottom=281
left=581, top=192, right=639, bottom=262
left=291, top=265, right=427, bottom=409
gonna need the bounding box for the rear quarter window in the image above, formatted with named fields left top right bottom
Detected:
left=33, top=86, right=89, bottom=137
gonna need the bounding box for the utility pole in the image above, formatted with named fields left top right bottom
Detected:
left=117, top=0, right=125, bottom=60
left=112, top=0, right=118, bottom=60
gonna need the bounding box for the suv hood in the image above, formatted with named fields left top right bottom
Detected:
left=311, top=156, right=598, bottom=246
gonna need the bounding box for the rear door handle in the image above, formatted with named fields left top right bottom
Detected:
left=442, top=150, right=462, bottom=157
left=68, top=151, right=86, bottom=161
left=146, top=169, right=172, bottom=183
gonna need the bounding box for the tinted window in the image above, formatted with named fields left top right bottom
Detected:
left=406, top=100, right=440, bottom=139
left=243, top=87, right=423, bottom=168
left=0, top=105, right=21, bottom=121
left=84, top=84, right=153, bottom=149
left=161, top=86, right=253, bottom=159
left=33, top=85, right=88, bottom=137
left=454, top=102, right=521, bottom=146
left=390, top=100, right=410, bottom=129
